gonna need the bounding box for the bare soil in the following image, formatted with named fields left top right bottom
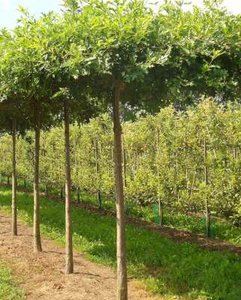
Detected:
left=0, top=213, right=161, bottom=300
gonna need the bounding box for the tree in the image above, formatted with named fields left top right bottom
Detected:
left=0, top=12, right=61, bottom=252
left=65, top=1, right=169, bottom=298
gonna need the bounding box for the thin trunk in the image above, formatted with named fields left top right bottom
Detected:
left=61, top=186, right=64, bottom=200
left=113, top=80, right=128, bottom=300
left=234, top=147, right=238, bottom=160
left=12, top=119, right=17, bottom=236
left=97, top=191, right=102, bottom=209
left=204, top=138, right=211, bottom=238
left=24, top=179, right=27, bottom=189
left=189, top=170, right=196, bottom=199
left=94, top=139, right=102, bottom=209
left=233, top=147, right=237, bottom=171
left=77, top=187, right=81, bottom=204
left=122, top=135, right=127, bottom=189
left=185, top=167, right=189, bottom=191
left=45, top=185, right=48, bottom=196
left=33, top=106, right=42, bottom=252
left=173, top=151, right=178, bottom=199
left=64, top=98, right=74, bottom=274
left=158, top=198, right=164, bottom=226
left=156, top=128, right=163, bottom=226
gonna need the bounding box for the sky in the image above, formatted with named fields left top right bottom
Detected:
left=0, top=0, right=241, bottom=29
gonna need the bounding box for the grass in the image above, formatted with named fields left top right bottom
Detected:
left=0, top=185, right=241, bottom=299
left=0, top=263, right=24, bottom=300
left=73, top=191, right=241, bottom=246
left=15, top=178, right=241, bottom=246
left=128, top=204, right=241, bottom=246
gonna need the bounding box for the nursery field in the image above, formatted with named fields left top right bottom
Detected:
left=0, top=186, right=241, bottom=300
left=1, top=0, right=241, bottom=299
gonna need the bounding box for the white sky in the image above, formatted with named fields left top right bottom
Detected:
left=0, top=0, right=241, bottom=29
left=180, top=0, right=241, bottom=14
left=200, top=0, right=241, bottom=13
left=150, top=0, right=241, bottom=14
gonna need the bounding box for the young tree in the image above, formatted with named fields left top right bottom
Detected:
left=0, top=13, right=61, bottom=252
left=66, top=1, right=170, bottom=298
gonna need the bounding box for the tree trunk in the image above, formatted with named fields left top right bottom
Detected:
left=64, top=98, right=74, bottom=274
left=61, top=186, right=64, bottom=200
left=112, top=80, right=128, bottom=300
left=45, top=185, right=48, bottom=196
left=122, top=135, right=127, bottom=189
left=97, top=191, right=102, bottom=209
left=77, top=187, right=81, bottom=204
left=94, top=139, right=102, bottom=209
left=156, top=129, right=163, bottom=226
left=12, top=119, right=17, bottom=236
left=204, top=138, right=211, bottom=238
left=158, top=198, right=164, bottom=226
left=33, top=106, right=42, bottom=252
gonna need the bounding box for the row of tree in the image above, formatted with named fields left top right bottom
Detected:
left=1, top=1, right=241, bottom=299
left=1, top=99, right=241, bottom=228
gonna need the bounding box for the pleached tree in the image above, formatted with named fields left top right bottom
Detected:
left=0, top=12, right=61, bottom=252
left=62, top=1, right=172, bottom=298
left=0, top=30, right=31, bottom=237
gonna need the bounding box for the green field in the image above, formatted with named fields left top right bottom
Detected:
left=0, top=186, right=241, bottom=300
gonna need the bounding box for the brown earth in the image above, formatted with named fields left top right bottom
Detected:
left=0, top=212, right=162, bottom=300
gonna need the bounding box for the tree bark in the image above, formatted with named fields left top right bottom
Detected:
left=94, top=139, right=102, bottom=209
left=156, top=128, right=163, bottom=225
left=45, top=185, right=48, bottom=196
left=204, top=138, right=211, bottom=238
left=77, top=187, right=81, bottom=204
left=33, top=105, right=42, bottom=252
left=12, top=119, right=17, bottom=236
left=64, top=98, right=74, bottom=274
left=122, top=135, right=127, bottom=189
left=112, top=80, right=128, bottom=300
left=61, top=186, right=64, bottom=200
left=158, top=198, right=164, bottom=226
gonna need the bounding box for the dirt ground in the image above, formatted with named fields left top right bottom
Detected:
left=0, top=213, right=161, bottom=300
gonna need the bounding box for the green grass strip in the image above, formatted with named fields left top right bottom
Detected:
left=0, top=263, right=24, bottom=300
